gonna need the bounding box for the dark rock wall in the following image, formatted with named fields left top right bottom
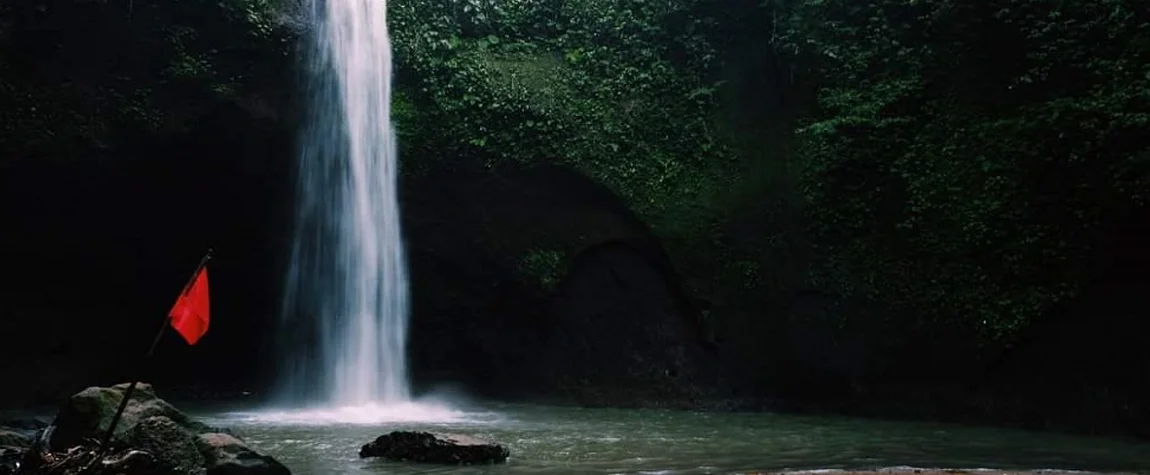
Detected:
left=400, top=164, right=716, bottom=401
left=0, top=102, right=295, bottom=406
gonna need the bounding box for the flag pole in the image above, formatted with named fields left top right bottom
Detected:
left=96, top=248, right=214, bottom=452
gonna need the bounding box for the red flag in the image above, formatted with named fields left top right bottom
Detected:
left=169, top=266, right=210, bottom=345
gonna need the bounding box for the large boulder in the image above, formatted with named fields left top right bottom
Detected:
left=123, top=416, right=207, bottom=475
left=359, top=431, right=509, bottom=465
left=35, top=383, right=290, bottom=475
left=50, top=382, right=209, bottom=449
left=0, top=430, right=30, bottom=449
left=196, top=432, right=291, bottom=475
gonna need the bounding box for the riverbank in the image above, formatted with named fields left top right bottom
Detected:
left=6, top=382, right=1150, bottom=474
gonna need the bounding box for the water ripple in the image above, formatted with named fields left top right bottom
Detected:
left=191, top=403, right=1150, bottom=475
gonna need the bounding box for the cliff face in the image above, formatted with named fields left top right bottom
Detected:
left=3, top=0, right=1150, bottom=442
left=400, top=164, right=723, bottom=403
left=0, top=0, right=300, bottom=405
left=0, top=101, right=296, bottom=406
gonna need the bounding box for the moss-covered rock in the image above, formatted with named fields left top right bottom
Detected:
left=49, top=383, right=201, bottom=449
left=123, top=416, right=207, bottom=475
left=33, top=384, right=291, bottom=474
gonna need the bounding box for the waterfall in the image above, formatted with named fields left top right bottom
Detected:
left=279, top=0, right=409, bottom=407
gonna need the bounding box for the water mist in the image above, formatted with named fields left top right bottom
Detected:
left=279, top=0, right=409, bottom=408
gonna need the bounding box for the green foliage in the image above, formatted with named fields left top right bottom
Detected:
left=519, top=249, right=565, bottom=292
left=785, top=0, right=1150, bottom=345
left=389, top=0, right=737, bottom=237
left=0, top=0, right=294, bottom=162
left=7, top=0, right=1147, bottom=378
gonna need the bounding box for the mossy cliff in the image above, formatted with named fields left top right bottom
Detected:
left=2, top=0, right=1149, bottom=438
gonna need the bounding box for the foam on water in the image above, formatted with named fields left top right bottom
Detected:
left=228, top=401, right=494, bottom=425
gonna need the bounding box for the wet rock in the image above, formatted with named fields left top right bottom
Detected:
left=23, top=444, right=174, bottom=475
left=0, top=430, right=30, bottom=449
left=30, top=384, right=291, bottom=475
left=0, top=416, right=51, bottom=432
left=0, top=446, right=22, bottom=475
left=359, top=431, right=509, bottom=465
left=100, top=449, right=159, bottom=474
left=49, top=382, right=213, bottom=449
left=123, top=416, right=206, bottom=475
left=404, top=164, right=720, bottom=404
left=0, top=416, right=47, bottom=450
left=0, top=423, right=34, bottom=475
left=196, top=432, right=291, bottom=475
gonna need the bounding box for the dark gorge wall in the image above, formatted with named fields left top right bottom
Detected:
left=401, top=163, right=725, bottom=405
left=3, top=0, right=1150, bottom=443
left=0, top=0, right=303, bottom=405
left=0, top=103, right=296, bottom=406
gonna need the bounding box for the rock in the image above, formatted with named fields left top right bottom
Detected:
left=0, top=430, right=30, bottom=449
left=0, top=446, right=22, bottom=475
left=359, top=431, right=509, bottom=465
left=0, top=416, right=47, bottom=449
left=0, top=427, right=32, bottom=475
left=404, top=163, right=718, bottom=403
left=123, top=416, right=207, bottom=475
left=49, top=382, right=209, bottom=449
left=40, top=384, right=291, bottom=475
left=100, top=449, right=159, bottom=474
left=542, top=241, right=718, bottom=405
left=0, top=416, right=50, bottom=432
left=196, top=432, right=291, bottom=475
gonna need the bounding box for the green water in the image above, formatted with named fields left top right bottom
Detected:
left=192, top=402, right=1150, bottom=474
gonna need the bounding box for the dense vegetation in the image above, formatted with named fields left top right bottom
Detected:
left=790, top=0, right=1150, bottom=343
left=2, top=0, right=1148, bottom=434
left=0, top=0, right=294, bottom=160
left=385, top=0, right=1150, bottom=384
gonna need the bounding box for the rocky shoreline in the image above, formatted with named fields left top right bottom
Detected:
left=0, top=383, right=289, bottom=475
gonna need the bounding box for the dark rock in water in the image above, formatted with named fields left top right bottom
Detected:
left=123, top=416, right=207, bottom=475
left=359, top=431, right=509, bottom=465
left=50, top=382, right=215, bottom=449
left=196, top=432, right=291, bottom=475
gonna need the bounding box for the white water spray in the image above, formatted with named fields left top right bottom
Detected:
left=279, top=0, right=410, bottom=409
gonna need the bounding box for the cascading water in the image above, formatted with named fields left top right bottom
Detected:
left=278, top=0, right=410, bottom=409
